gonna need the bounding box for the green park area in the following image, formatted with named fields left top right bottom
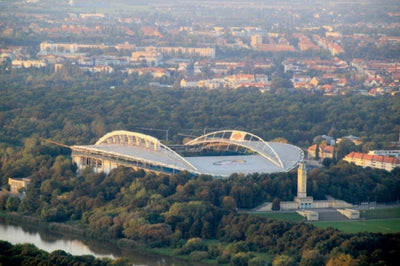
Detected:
left=248, top=207, right=400, bottom=234
left=312, top=219, right=400, bottom=234
left=312, top=207, right=400, bottom=233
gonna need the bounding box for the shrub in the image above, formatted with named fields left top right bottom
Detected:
left=217, top=252, right=231, bottom=264
left=231, top=252, right=255, bottom=266
left=182, top=237, right=208, bottom=254
left=189, top=251, right=209, bottom=261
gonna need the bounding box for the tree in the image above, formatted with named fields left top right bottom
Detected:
left=326, top=253, right=358, bottom=266
left=271, top=77, right=293, bottom=90
left=138, top=223, right=172, bottom=246
left=222, top=196, right=237, bottom=213
left=300, top=249, right=324, bottom=266
left=182, top=237, right=208, bottom=254
left=0, top=192, right=9, bottom=210
left=272, top=198, right=281, bottom=211
left=315, top=143, right=320, bottom=160
left=272, top=255, right=296, bottom=266
left=336, top=139, right=356, bottom=161
left=5, top=197, right=20, bottom=211
left=231, top=252, right=255, bottom=266
left=18, top=198, right=35, bottom=214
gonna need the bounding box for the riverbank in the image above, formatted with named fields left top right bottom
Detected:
left=0, top=211, right=208, bottom=266
left=0, top=211, right=141, bottom=249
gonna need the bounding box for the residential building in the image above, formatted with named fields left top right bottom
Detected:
left=128, top=67, right=169, bottom=78
left=307, top=144, right=335, bottom=160
left=251, top=34, right=263, bottom=48
left=12, top=59, right=46, bottom=68
left=158, top=47, right=216, bottom=58
left=131, top=46, right=162, bottom=66
left=180, top=78, right=201, bottom=88
left=368, top=150, right=400, bottom=160
left=343, top=152, right=400, bottom=171
left=8, top=177, right=31, bottom=194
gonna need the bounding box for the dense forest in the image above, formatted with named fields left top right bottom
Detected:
left=1, top=164, right=400, bottom=265
left=1, top=66, right=399, bottom=148
left=1, top=68, right=400, bottom=265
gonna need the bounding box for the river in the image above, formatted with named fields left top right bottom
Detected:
left=0, top=218, right=205, bottom=266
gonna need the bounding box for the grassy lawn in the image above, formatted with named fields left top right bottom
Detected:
left=247, top=207, right=400, bottom=233
left=361, top=206, right=400, bottom=219
left=247, top=211, right=304, bottom=221
left=312, top=219, right=400, bottom=234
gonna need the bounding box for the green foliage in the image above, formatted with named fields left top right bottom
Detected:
left=0, top=192, right=9, bottom=210
left=1, top=71, right=400, bottom=265
left=308, top=163, right=400, bottom=203
left=248, top=257, right=266, bottom=266
left=248, top=211, right=304, bottom=221
left=189, top=250, right=209, bottom=261
left=312, top=219, right=400, bottom=234
left=182, top=237, right=208, bottom=254
left=272, top=255, right=296, bottom=266
left=0, top=240, right=110, bottom=266
left=231, top=252, right=255, bottom=266
left=1, top=74, right=399, bottom=158
left=217, top=252, right=231, bottom=264
left=362, top=206, right=400, bottom=219
left=326, top=252, right=359, bottom=266
left=300, top=249, right=324, bottom=266
left=272, top=198, right=281, bottom=211
left=5, top=196, right=20, bottom=211
left=40, top=205, right=67, bottom=222
left=1, top=159, right=400, bottom=265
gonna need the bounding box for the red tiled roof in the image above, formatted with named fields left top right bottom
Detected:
left=307, top=144, right=334, bottom=153
left=321, top=145, right=334, bottom=153
left=345, top=152, right=400, bottom=164
left=308, top=144, right=317, bottom=151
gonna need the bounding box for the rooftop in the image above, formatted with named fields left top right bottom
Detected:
left=71, top=130, right=304, bottom=177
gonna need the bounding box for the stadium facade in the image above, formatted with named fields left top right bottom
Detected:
left=71, top=130, right=304, bottom=178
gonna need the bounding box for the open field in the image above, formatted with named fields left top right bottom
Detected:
left=314, top=206, right=400, bottom=233
left=249, top=207, right=400, bottom=233
left=361, top=206, right=400, bottom=219
left=312, top=219, right=400, bottom=234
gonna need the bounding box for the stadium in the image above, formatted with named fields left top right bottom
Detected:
left=71, top=130, right=304, bottom=178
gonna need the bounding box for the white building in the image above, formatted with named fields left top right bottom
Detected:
left=344, top=152, right=400, bottom=172
left=368, top=150, right=400, bottom=160
left=8, top=177, right=31, bottom=194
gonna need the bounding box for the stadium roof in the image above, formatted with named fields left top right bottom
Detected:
left=71, top=130, right=304, bottom=177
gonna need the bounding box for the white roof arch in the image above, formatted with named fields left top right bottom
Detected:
left=92, top=130, right=199, bottom=172
left=185, top=130, right=284, bottom=169
left=71, top=130, right=303, bottom=177
left=95, top=130, right=161, bottom=150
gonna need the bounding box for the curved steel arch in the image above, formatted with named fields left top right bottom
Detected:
left=94, top=130, right=199, bottom=173
left=185, top=130, right=284, bottom=169
left=95, top=130, right=161, bottom=150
